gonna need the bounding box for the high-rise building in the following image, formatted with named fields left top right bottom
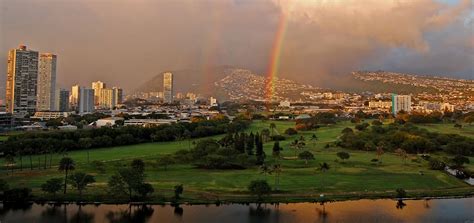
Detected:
left=391, top=94, right=411, bottom=115
left=36, top=53, right=57, bottom=111
left=70, top=85, right=80, bottom=111
left=163, top=72, right=173, bottom=103
left=92, top=81, right=106, bottom=105
left=79, top=88, right=94, bottom=114
left=98, top=88, right=115, bottom=109
left=113, top=87, right=123, bottom=105
left=59, top=89, right=70, bottom=112
left=5, top=45, right=39, bottom=114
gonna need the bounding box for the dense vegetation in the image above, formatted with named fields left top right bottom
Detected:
left=339, top=122, right=474, bottom=156
left=0, top=118, right=250, bottom=158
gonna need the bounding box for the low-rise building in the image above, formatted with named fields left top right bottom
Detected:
left=96, top=117, right=124, bottom=127
left=32, top=111, right=70, bottom=120
left=124, top=119, right=177, bottom=127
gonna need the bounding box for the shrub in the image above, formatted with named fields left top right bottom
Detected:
left=429, top=159, right=445, bottom=170
left=248, top=180, right=271, bottom=200
left=284, top=128, right=298, bottom=135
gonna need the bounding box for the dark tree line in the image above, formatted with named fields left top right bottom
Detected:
left=0, top=119, right=251, bottom=162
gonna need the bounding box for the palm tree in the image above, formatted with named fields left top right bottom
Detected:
left=260, top=164, right=271, bottom=180
left=317, top=162, right=330, bottom=191
left=310, top=134, right=318, bottom=150
left=376, top=146, right=384, bottom=163
left=58, top=157, right=75, bottom=194
left=270, top=164, right=282, bottom=191
left=269, top=123, right=277, bottom=137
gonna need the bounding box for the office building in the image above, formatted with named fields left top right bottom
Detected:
left=92, top=81, right=106, bottom=105
left=163, top=72, right=173, bottom=103
left=79, top=88, right=94, bottom=114
left=59, top=89, right=70, bottom=112
left=5, top=45, right=39, bottom=114
left=70, top=85, right=80, bottom=111
left=36, top=53, right=57, bottom=111
left=391, top=94, right=411, bottom=115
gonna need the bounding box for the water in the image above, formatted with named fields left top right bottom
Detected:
left=1, top=198, right=473, bottom=223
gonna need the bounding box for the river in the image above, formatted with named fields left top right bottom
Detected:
left=1, top=198, right=473, bottom=223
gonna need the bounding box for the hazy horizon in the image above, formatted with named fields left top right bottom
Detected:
left=1, top=0, right=473, bottom=96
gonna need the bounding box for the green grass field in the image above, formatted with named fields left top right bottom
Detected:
left=1, top=120, right=472, bottom=203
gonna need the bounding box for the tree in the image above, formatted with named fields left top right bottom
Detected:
left=298, top=151, right=315, bottom=165
left=396, top=188, right=406, bottom=199
left=317, top=162, right=330, bottom=190
left=5, top=154, right=15, bottom=175
left=310, top=134, right=318, bottom=149
left=58, top=157, right=75, bottom=194
left=272, top=141, right=282, bottom=158
left=68, top=172, right=95, bottom=200
left=261, top=129, right=271, bottom=142
left=336, top=151, right=350, bottom=163
left=451, top=155, right=470, bottom=168
left=284, top=128, right=298, bottom=135
left=0, top=179, right=9, bottom=196
left=260, top=164, right=271, bottom=180
left=246, top=132, right=255, bottom=155
left=269, top=123, right=277, bottom=136
left=174, top=184, right=184, bottom=200
left=78, top=138, right=93, bottom=163
left=131, top=159, right=145, bottom=173
left=394, top=148, right=408, bottom=164
left=376, top=146, right=385, bottom=163
left=41, top=178, right=63, bottom=197
left=255, top=133, right=265, bottom=165
left=137, top=183, right=154, bottom=199
left=157, top=155, right=175, bottom=171
left=248, top=180, right=271, bottom=201
left=270, top=164, right=282, bottom=190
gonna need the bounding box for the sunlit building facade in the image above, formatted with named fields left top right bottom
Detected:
left=92, top=81, right=106, bottom=105
left=5, top=45, right=39, bottom=114
left=36, top=53, right=57, bottom=111
left=163, top=72, right=173, bottom=103
left=70, top=85, right=80, bottom=111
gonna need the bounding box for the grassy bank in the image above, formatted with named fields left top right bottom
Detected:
left=1, top=120, right=473, bottom=203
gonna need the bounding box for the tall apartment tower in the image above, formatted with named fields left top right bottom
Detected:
left=5, top=45, right=39, bottom=114
left=392, top=94, right=412, bottom=116
left=79, top=88, right=95, bottom=114
left=113, top=87, right=123, bottom=105
left=163, top=72, right=173, bottom=103
left=36, top=53, right=57, bottom=111
left=70, top=85, right=80, bottom=111
left=58, top=89, right=70, bottom=112
left=92, top=81, right=106, bottom=105
left=98, top=88, right=115, bottom=109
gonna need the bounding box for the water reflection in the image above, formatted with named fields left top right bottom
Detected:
left=106, top=205, right=154, bottom=223
left=0, top=198, right=473, bottom=223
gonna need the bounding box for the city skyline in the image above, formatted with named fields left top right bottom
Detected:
left=0, top=0, right=472, bottom=97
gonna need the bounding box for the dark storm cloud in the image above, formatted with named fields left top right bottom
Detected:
left=0, top=0, right=472, bottom=98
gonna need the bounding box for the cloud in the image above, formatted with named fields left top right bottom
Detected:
left=0, top=0, right=471, bottom=98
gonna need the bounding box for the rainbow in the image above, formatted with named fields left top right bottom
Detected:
left=265, top=10, right=288, bottom=105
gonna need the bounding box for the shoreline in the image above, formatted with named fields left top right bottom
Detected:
left=3, top=189, right=473, bottom=206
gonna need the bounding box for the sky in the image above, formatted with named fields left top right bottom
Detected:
left=0, top=0, right=473, bottom=95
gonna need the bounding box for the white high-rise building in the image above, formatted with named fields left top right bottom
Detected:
left=391, top=94, right=411, bottom=115
left=163, top=72, right=173, bottom=103
left=36, top=53, right=57, bottom=111
left=79, top=88, right=95, bottom=114
left=5, top=45, right=39, bottom=114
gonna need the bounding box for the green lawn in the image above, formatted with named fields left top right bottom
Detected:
left=0, top=120, right=472, bottom=203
